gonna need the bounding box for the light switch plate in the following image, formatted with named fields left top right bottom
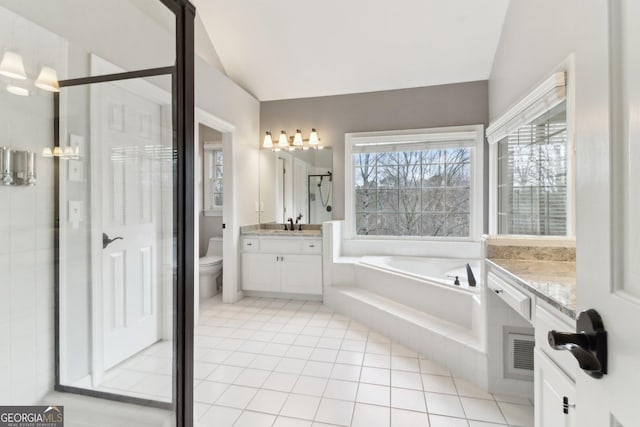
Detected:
left=68, top=160, right=83, bottom=182
left=69, top=200, right=83, bottom=229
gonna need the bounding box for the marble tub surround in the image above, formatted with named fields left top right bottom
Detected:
left=240, top=223, right=322, bottom=236
left=486, top=235, right=576, bottom=261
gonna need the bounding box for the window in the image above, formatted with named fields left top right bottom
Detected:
left=345, top=126, right=484, bottom=239
left=487, top=70, right=573, bottom=236
left=204, top=143, right=223, bottom=215
left=497, top=103, right=567, bottom=235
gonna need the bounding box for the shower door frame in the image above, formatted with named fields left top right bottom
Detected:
left=52, top=1, right=196, bottom=426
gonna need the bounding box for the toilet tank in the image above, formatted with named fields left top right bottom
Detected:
left=206, top=236, right=223, bottom=256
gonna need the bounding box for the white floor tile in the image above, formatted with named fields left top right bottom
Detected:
left=263, top=372, right=299, bottom=392
left=192, top=295, right=533, bottom=427
left=391, top=387, right=426, bottom=412
left=323, top=379, right=358, bottom=402
left=419, top=358, right=451, bottom=376
left=249, top=354, right=282, bottom=371
left=468, top=421, right=508, bottom=427
left=460, top=397, right=506, bottom=424
left=194, top=380, right=229, bottom=404
left=425, top=392, right=465, bottom=418
left=352, top=403, right=390, bottom=427
left=330, top=363, right=361, bottom=382
left=280, top=393, right=322, bottom=420
left=215, top=385, right=258, bottom=409
left=360, top=366, right=390, bottom=386
left=390, top=408, right=430, bottom=427
left=429, top=414, right=469, bottom=427
left=454, top=378, right=494, bottom=400
left=391, top=370, right=422, bottom=390
left=314, top=398, right=355, bottom=426
left=363, top=353, right=391, bottom=369
left=276, top=357, right=308, bottom=375
left=207, top=365, right=243, bottom=383
left=233, top=410, right=276, bottom=427
left=197, top=405, right=241, bottom=427
left=303, top=361, right=334, bottom=378
left=356, top=383, right=390, bottom=406
left=273, top=416, right=313, bottom=427
left=496, top=401, right=534, bottom=427
left=391, top=356, right=420, bottom=372
left=422, top=374, right=458, bottom=395
left=233, top=368, right=270, bottom=388
left=246, top=389, right=289, bottom=414
left=294, top=375, right=329, bottom=396
left=336, top=350, right=364, bottom=366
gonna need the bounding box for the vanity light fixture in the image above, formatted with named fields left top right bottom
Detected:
left=34, top=66, right=60, bottom=92
left=0, top=51, right=27, bottom=80
left=0, top=50, right=60, bottom=95
left=42, top=145, right=79, bottom=160
left=262, top=128, right=322, bottom=150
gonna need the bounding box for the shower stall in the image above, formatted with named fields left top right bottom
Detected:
left=308, top=171, right=333, bottom=224
left=0, top=1, right=195, bottom=425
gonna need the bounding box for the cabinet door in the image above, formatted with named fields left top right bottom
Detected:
left=242, top=253, right=280, bottom=292
left=534, top=348, right=576, bottom=427
left=280, top=254, right=322, bottom=295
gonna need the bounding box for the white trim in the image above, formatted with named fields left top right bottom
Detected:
left=488, top=56, right=576, bottom=236
left=486, top=72, right=566, bottom=145
left=193, top=108, right=238, bottom=319
left=344, top=125, right=485, bottom=241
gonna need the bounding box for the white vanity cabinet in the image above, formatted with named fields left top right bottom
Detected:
left=241, top=236, right=323, bottom=296
left=533, top=303, right=578, bottom=427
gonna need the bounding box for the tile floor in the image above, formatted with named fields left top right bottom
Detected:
left=192, top=296, right=534, bottom=427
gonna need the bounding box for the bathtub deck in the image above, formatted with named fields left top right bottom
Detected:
left=325, top=286, right=487, bottom=389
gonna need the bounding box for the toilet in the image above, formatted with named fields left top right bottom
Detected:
left=199, top=236, right=223, bottom=299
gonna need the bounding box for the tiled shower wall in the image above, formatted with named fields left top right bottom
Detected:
left=0, top=6, right=68, bottom=404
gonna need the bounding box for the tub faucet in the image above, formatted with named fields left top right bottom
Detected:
left=466, top=263, right=477, bottom=287
left=287, top=217, right=294, bottom=231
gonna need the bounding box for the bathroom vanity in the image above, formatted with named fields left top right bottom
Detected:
left=484, top=237, right=577, bottom=427
left=240, top=225, right=323, bottom=297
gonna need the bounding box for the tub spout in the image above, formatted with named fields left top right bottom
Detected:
left=466, top=263, right=477, bottom=287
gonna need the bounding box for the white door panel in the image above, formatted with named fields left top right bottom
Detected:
left=95, top=79, right=163, bottom=372
left=574, top=1, right=640, bottom=425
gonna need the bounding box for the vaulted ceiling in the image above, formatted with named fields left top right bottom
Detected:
left=193, top=0, right=510, bottom=101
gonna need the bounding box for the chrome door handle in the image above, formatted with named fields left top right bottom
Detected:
left=103, top=233, right=123, bottom=249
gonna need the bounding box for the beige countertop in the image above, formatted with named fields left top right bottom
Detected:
left=240, top=223, right=322, bottom=237
left=487, top=258, right=576, bottom=318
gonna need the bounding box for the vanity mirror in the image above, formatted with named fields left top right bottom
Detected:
left=259, top=148, right=333, bottom=225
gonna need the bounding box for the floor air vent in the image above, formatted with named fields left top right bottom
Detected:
left=504, top=329, right=535, bottom=381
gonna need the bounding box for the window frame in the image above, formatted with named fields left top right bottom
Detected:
left=487, top=58, right=576, bottom=237
left=344, top=125, right=485, bottom=241
left=203, top=141, right=223, bottom=216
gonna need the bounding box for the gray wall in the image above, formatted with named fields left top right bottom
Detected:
left=260, top=81, right=489, bottom=220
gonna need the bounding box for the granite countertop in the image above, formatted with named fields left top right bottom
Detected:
left=487, top=258, right=576, bottom=318
left=240, top=223, right=322, bottom=237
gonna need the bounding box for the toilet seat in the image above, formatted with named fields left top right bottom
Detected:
left=199, top=255, right=222, bottom=267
